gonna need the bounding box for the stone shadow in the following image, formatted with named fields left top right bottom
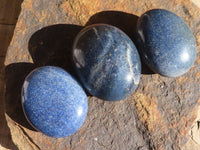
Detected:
left=5, top=63, right=37, bottom=131
left=28, top=24, right=83, bottom=77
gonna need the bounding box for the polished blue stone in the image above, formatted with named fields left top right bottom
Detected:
left=21, top=66, right=88, bottom=138
left=137, top=9, right=196, bottom=77
left=72, top=24, right=141, bottom=101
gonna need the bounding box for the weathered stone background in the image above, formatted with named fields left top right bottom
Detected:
left=3, top=0, right=200, bottom=149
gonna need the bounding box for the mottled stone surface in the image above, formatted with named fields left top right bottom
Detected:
left=22, top=66, right=88, bottom=138
left=137, top=9, right=196, bottom=77
left=4, top=0, right=200, bottom=150
left=73, top=24, right=141, bottom=101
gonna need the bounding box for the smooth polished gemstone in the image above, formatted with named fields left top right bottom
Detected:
left=21, top=66, right=88, bottom=138
left=72, top=24, right=141, bottom=101
left=137, top=9, right=196, bottom=77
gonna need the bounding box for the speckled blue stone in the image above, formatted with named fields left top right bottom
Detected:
left=72, top=24, right=141, bottom=101
left=137, top=9, right=196, bottom=77
left=21, top=66, right=88, bottom=138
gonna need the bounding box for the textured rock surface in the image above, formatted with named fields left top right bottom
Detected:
left=0, top=1, right=23, bottom=150
left=4, top=0, right=200, bottom=149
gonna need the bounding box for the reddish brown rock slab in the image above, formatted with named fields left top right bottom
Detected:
left=0, top=0, right=23, bottom=25
left=4, top=0, right=200, bottom=150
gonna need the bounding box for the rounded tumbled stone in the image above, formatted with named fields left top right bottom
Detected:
left=72, top=24, right=141, bottom=101
left=21, top=66, right=88, bottom=138
left=137, top=9, right=196, bottom=77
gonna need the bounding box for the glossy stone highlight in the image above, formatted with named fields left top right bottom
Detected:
left=21, top=66, right=88, bottom=138
left=73, top=24, right=141, bottom=101
left=137, top=9, right=196, bottom=77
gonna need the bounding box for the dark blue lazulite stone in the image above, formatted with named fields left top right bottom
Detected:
left=21, top=66, right=88, bottom=138
left=72, top=24, right=141, bottom=101
left=137, top=9, right=196, bottom=77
